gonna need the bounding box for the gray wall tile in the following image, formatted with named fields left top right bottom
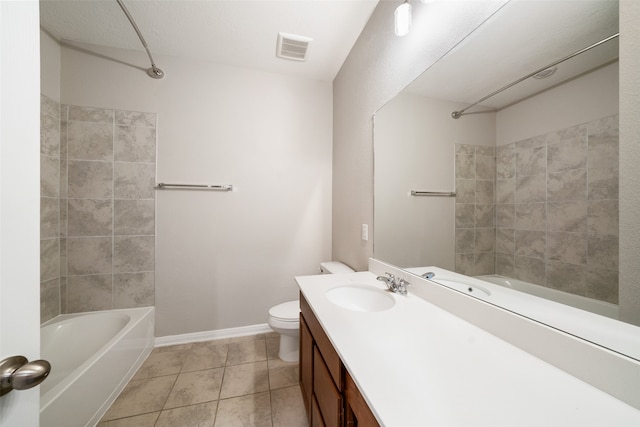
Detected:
left=114, top=272, right=155, bottom=308
left=67, top=160, right=113, bottom=198
left=514, top=256, right=545, bottom=286
left=496, top=178, right=515, bottom=204
left=588, top=199, right=618, bottom=235
left=475, top=252, right=495, bottom=275
left=115, top=126, right=157, bottom=163
left=41, top=154, right=59, bottom=198
left=475, top=180, right=494, bottom=204
left=68, top=106, right=114, bottom=123
left=41, top=197, right=59, bottom=239
left=41, top=278, right=60, bottom=323
left=546, top=262, right=586, bottom=295
left=67, top=121, right=114, bottom=161
left=67, top=237, right=113, bottom=275
left=515, top=174, right=546, bottom=203
left=515, top=203, right=546, bottom=231
left=41, top=238, right=59, bottom=282
left=67, top=274, right=113, bottom=312
left=455, top=204, right=475, bottom=228
left=114, top=200, right=155, bottom=235
left=587, top=233, right=619, bottom=270
left=456, top=179, right=475, bottom=204
left=476, top=154, right=496, bottom=180
left=586, top=268, right=618, bottom=304
left=475, top=228, right=495, bottom=252
left=455, top=253, right=475, bottom=276
left=496, top=228, right=514, bottom=254
left=547, top=232, right=586, bottom=265
left=67, top=199, right=113, bottom=236
left=547, top=201, right=587, bottom=232
left=41, top=94, right=60, bottom=119
left=547, top=139, right=587, bottom=173
left=115, top=162, right=156, bottom=199
left=455, top=152, right=475, bottom=179
left=114, top=236, right=155, bottom=273
left=496, top=143, right=515, bottom=179
left=516, top=145, right=546, bottom=176
left=496, top=253, right=514, bottom=276
left=41, top=113, right=60, bottom=158
left=515, top=230, right=546, bottom=259
left=495, top=204, right=514, bottom=228
left=475, top=204, right=495, bottom=228
left=548, top=169, right=587, bottom=201
left=115, top=110, right=156, bottom=128
left=455, top=228, right=475, bottom=253
left=546, top=124, right=586, bottom=145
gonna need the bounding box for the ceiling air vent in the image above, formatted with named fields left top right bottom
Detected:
left=276, top=32, right=312, bottom=62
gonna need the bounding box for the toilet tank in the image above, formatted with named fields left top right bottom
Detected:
left=319, top=261, right=354, bottom=274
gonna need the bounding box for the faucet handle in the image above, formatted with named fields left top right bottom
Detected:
left=383, top=272, right=395, bottom=280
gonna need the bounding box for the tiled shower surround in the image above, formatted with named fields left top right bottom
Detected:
left=455, top=115, right=619, bottom=304
left=40, top=95, right=157, bottom=322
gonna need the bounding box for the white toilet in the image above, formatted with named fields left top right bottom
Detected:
left=268, top=261, right=354, bottom=362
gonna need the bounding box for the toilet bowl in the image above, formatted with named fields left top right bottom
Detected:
left=268, top=261, right=354, bottom=362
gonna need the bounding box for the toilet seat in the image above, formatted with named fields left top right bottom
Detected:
left=269, top=300, right=299, bottom=322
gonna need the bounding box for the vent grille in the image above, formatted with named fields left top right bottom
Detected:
left=276, top=32, right=312, bottom=61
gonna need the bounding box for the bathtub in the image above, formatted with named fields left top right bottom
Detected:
left=40, top=307, right=154, bottom=427
left=475, top=274, right=619, bottom=319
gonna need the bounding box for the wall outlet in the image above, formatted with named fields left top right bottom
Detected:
left=361, top=224, right=369, bottom=241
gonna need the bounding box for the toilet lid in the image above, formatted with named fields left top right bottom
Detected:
left=269, top=300, right=300, bottom=322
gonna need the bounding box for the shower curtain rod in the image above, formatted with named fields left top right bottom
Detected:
left=115, top=0, right=165, bottom=79
left=451, top=33, right=619, bottom=119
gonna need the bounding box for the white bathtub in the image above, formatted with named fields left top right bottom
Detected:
left=475, top=274, right=619, bottom=319
left=40, top=307, right=154, bottom=427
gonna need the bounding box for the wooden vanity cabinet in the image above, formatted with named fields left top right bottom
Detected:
left=300, top=293, right=379, bottom=427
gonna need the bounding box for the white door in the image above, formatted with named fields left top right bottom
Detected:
left=0, top=1, right=42, bottom=426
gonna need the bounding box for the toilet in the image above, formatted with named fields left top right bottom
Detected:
left=268, top=261, right=354, bottom=362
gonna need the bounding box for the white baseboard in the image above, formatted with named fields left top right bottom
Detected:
left=154, top=323, right=274, bottom=347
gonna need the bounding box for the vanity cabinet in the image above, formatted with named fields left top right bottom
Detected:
left=300, top=293, right=379, bottom=427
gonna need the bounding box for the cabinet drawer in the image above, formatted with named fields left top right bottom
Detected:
left=314, top=347, right=343, bottom=427
left=301, top=293, right=344, bottom=390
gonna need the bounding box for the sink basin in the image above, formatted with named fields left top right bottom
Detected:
left=325, top=285, right=395, bottom=312
left=435, top=279, right=491, bottom=297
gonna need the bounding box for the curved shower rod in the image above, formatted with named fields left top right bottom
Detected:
left=115, top=0, right=165, bottom=79
left=451, top=33, right=619, bottom=119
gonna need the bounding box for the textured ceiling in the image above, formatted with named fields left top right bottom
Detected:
left=404, top=0, right=619, bottom=109
left=40, top=0, right=379, bottom=81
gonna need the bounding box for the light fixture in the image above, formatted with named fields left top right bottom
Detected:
left=395, top=1, right=412, bottom=37
left=533, top=66, right=558, bottom=79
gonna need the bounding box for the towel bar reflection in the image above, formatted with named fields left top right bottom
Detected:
left=156, top=183, right=233, bottom=191
left=411, top=191, right=456, bottom=197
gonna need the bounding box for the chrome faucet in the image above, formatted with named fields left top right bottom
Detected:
left=376, top=272, right=410, bottom=295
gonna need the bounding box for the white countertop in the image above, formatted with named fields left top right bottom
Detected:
left=296, top=271, right=640, bottom=427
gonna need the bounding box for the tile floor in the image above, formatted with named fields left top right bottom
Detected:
left=97, top=333, right=308, bottom=427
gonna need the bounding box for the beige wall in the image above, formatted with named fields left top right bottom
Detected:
left=40, top=29, right=61, bottom=102
left=374, top=92, right=496, bottom=269
left=619, top=0, right=640, bottom=325
left=60, top=43, right=333, bottom=336
left=332, top=0, right=508, bottom=271
left=497, top=62, right=619, bottom=145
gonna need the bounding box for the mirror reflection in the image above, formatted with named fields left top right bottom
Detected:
left=374, top=0, right=621, bottom=320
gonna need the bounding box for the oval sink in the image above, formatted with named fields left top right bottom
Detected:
left=325, top=285, right=395, bottom=312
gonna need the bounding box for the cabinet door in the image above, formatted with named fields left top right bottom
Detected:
left=311, top=395, right=327, bottom=427
left=314, top=347, right=343, bottom=427
left=300, top=314, right=314, bottom=416
left=345, top=371, right=379, bottom=426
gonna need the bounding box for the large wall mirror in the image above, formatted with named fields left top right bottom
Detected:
left=373, top=0, right=638, bottom=358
